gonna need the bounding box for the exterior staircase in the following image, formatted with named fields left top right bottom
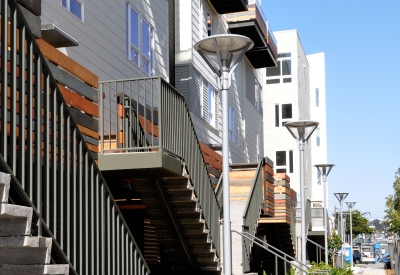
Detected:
left=0, top=172, right=69, bottom=275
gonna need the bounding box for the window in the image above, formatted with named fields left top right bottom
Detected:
left=256, top=134, right=260, bottom=161
left=266, top=53, right=292, bottom=84
left=255, top=80, right=261, bottom=111
left=229, top=106, right=234, bottom=142
left=126, top=4, right=154, bottom=75
left=207, top=13, right=213, bottom=36
left=62, top=0, right=84, bottom=21
left=316, top=127, right=320, bottom=147
left=316, top=88, right=320, bottom=107
left=276, top=150, right=293, bottom=173
left=208, top=85, right=215, bottom=125
left=317, top=169, right=321, bottom=185
left=275, top=104, right=292, bottom=127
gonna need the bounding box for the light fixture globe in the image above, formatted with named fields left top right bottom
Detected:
left=314, top=164, right=335, bottom=177
left=285, top=120, right=319, bottom=142
left=334, top=192, right=349, bottom=201
left=346, top=201, right=356, bottom=209
left=194, top=34, right=254, bottom=90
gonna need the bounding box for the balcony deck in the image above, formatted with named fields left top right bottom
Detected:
left=226, top=4, right=277, bottom=68
left=209, top=0, right=247, bottom=14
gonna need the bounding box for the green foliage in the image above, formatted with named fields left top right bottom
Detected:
left=328, top=232, right=342, bottom=252
left=308, top=261, right=353, bottom=275
left=384, top=168, right=400, bottom=234
left=344, top=210, right=373, bottom=236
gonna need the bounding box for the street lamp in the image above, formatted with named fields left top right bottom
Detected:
left=346, top=201, right=356, bottom=267
left=314, top=164, right=335, bottom=264
left=285, top=120, right=319, bottom=272
left=342, top=213, right=349, bottom=243
left=334, top=192, right=348, bottom=267
left=195, top=34, right=254, bottom=275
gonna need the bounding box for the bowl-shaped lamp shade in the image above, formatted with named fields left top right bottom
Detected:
left=285, top=120, right=319, bottom=142
left=346, top=201, right=356, bottom=209
left=194, top=34, right=254, bottom=77
left=314, top=164, right=335, bottom=177
left=334, top=192, right=349, bottom=201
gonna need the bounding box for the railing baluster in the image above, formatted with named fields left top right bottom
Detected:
left=10, top=5, right=17, bottom=172
left=35, top=55, right=42, bottom=236
left=1, top=0, right=8, bottom=161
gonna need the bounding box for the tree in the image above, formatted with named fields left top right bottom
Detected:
left=383, top=168, right=400, bottom=234
left=345, top=210, right=373, bottom=236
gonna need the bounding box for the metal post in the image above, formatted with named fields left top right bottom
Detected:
left=349, top=210, right=353, bottom=267
left=221, top=60, right=231, bottom=275
left=299, top=139, right=306, bottom=275
left=323, top=174, right=328, bottom=264
left=340, top=200, right=344, bottom=266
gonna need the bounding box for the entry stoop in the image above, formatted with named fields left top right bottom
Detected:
left=0, top=172, right=69, bottom=275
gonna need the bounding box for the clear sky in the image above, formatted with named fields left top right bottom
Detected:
left=262, top=1, right=400, bottom=222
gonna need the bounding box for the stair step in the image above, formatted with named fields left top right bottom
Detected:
left=180, top=218, right=204, bottom=225
left=0, top=264, right=69, bottom=275
left=171, top=197, right=198, bottom=203
left=0, top=206, right=32, bottom=237
left=0, top=247, right=50, bottom=265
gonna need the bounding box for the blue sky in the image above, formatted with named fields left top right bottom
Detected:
left=262, top=1, right=400, bottom=222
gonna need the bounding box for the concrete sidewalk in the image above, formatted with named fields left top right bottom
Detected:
left=352, top=263, right=387, bottom=275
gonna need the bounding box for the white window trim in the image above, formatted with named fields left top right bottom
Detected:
left=62, top=0, right=84, bottom=21
left=266, top=52, right=292, bottom=84
left=228, top=105, right=234, bottom=142
left=256, top=134, right=260, bottom=161
left=208, top=85, right=215, bottom=126
left=275, top=150, right=293, bottom=174
left=126, top=4, right=154, bottom=76
left=255, top=80, right=261, bottom=111
left=275, top=103, right=292, bottom=127
left=199, top=1, right=203, bottom=39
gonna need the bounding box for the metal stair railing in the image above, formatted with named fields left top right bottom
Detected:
left=99, top=77, right=221, bottom=257
left=242, top=159, right=264, bottom=272
left=232, top=231, right=332, bottom=275
left=0, top=1, right=150, bottom=274
left=307, top=238, right=326, bottom=264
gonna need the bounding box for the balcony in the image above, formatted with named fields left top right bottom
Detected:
left=226, top=2, right=277, bottom=68
left=209, top=0, right=247, bottom=14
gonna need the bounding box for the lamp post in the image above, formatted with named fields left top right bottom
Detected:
left=334, top=192, right=348, bottom=267
left=285, top=120, right=319, bottom=273
left=194, top=34, right=253, bottom=275
left=314, top=164, right=335, bottom=264
left=342, top=213, right=349, bottom=243
left=346, top=201, right=356, bottom=267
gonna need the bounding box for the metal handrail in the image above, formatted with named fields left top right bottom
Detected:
left=232, top=231, right=331, bottom=275
left=99, top=77, right=221, bottom=257
left=1, top=1, right=150, bottom=274
left=242, top=160, right=264, bottom=271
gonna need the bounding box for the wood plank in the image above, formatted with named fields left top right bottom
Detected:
left=264, top=164, right=274, bottom=176
left=229, top=170, right=257, bottom=179
left=17, top=0, right=41, bottom=16
left=36, top=39, right=98, bottom=88
left=199, top=142, right=222, bottom=163
left=202, top=154, right=222, bottom=171
left=139, top=115, right=159, bottom=137
left=69, top=107, right=98, bottom=132
left=47, top=61, right=99, bottom=103
left=58, top=84, right=99, bottom=118
left=77, top=124, right=99, bottom=140
left=206, top=164, right=221, bottom=178
left=274, top=173, right=290, bottom=183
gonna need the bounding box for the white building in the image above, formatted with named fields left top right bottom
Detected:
left=308, top=52, right=328, bottom=204
left=263, top=30, right=329, bottom=260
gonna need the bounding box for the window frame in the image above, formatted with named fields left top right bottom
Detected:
left=126, top=4, right=154, bottom=76
left=228, top=105, right=234, bottom=142
left=266, top=52, right=292, bottom=84
left=62, top=0, right=84, bottom=21
left=275, top=150, right=293, bottom=174
left=208, top=84, right=215, bottom=126
left=274, top=103, right=292, bottom=127
left=316, top=88, right=320, bottom=107
left=255, top=80, right=261, bottom=111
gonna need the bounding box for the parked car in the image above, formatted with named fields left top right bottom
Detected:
left=353, top=249, right=361, bottom=264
